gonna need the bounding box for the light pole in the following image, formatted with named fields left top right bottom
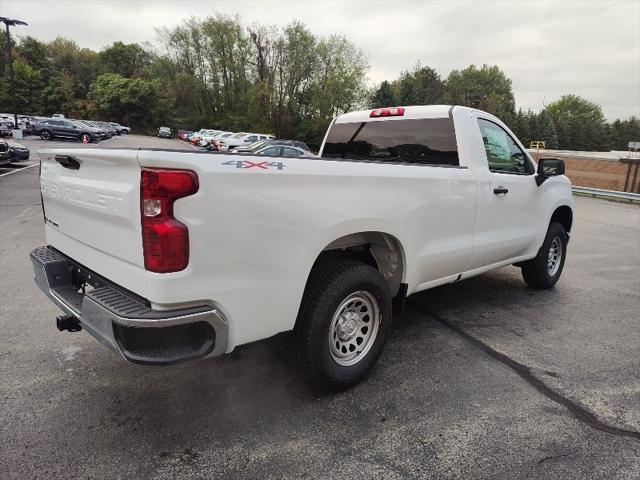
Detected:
left=0, top=16, right=28, bottom=132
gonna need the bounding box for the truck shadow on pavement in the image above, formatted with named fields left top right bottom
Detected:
left=49, top=267, right=546, bottom=429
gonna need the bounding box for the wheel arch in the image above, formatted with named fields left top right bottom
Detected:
left=314, top=231, right=407, bottom=298
left=550, top=205, right=573, bottom=233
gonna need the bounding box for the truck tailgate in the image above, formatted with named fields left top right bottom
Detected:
left=40, top=149, right=143, bottom=269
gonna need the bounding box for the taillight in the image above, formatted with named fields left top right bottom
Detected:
left=370, top=107, right=405, bottom=118
left=141, top=168, right=199, bottom=273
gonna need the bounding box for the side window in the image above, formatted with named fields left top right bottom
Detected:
left=49, top=120, right=61, bottom=126
left=282, top=147, right=303, bottom=157
left=477, top=118, right=533, bottom=175
left=260, top=147, right=281, bottom=156
left=246, top=136, right=257, bottom=143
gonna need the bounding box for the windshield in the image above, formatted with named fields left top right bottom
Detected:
left=247, top=140, right=269, bottom=150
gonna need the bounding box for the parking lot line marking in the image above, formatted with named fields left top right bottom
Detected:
left=0, top=163, right=38, bottom=178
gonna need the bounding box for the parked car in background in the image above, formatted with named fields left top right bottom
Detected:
left=86, top=121, right=112, bottom=139
left=73, top=120, right=107, bottom=141
left=231, top=139, right=311, bottom=154
left=189, top=129, right=210, bottom=144
left=206, top=132, right=234, bottom=151
left=200, top=130, right=230, bottom=147
left=177, top=130, right=192, bottom=140
left=18, top=116, right=35, bottom=135
left=0, top=139, right=9, bottom=166
left=95, top=121, right=120, bottom=136
left=255, top=144, right=316, bottom=158
left=8, top=141, right=30, bottom=162
left=0, top=121, right=9, bottom=137
left=1, top=115, right=15, bottom=129
left=51, top=113, right=65, bottom=119
left=229, top=139, right=270, bottom=154
left=197, top=130, right=221, bottom=147
left=158, top=127, right=172, bottom=138
left=219, top=132, right=274, bottom=151
left=108, top=122, right=131, bottom=134
left=35, top=118, right=100, bottom=143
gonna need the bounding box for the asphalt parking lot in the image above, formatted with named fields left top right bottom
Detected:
left=1, top=135, right=639, bottom=479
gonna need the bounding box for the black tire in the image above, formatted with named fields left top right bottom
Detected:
left=40, top=130, right=52, bottom=141
left=78, top=133, right=92, bottom=143
left=521, top=222, right=567, bottom=289
left=294, top=257, right=393, bottom=390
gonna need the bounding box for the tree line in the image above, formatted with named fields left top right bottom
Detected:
left=370, top=63, right=639, bottom=151
left=0, top=14, right=638, bottom=151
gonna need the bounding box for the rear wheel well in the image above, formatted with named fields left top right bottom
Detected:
left=551, top=206, right=573, bottom=233
left=311, top=232, right=407, bottom=316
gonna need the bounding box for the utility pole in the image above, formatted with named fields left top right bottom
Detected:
left=0, top=17, right=28, bottom=133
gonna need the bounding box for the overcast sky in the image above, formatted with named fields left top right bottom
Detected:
left=2, top=0, right=639, bottom=120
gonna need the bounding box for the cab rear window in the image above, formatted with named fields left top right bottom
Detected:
left=322, top=118, right=459, bottom=166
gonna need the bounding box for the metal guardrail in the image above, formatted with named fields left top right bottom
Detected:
left=572, top=186, right=640, bottom=203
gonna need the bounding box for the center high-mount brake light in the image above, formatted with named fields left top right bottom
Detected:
left=370, top=107, right=405, bottom=118
left=141, top=168, right=199, bottom=273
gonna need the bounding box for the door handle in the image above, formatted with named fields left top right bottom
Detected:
left=55, top=155, right=80, bottom=170
left=493, top=186, right=509, bottom=195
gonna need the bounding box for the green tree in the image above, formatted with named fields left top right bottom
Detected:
left=536, top=109, right=559, bottom=149
left=608, top=117, right=640, bottom=150
left=370, top=81, right=396, bottom=108
left=397, top=65, right=444, bottom=105
left=42, top=72, right=76, bottom=115
left=16, top=36, right=52, bottom=79
left=98, top=41, right=152, bottom=78
left=0, top=58, right=45, bottom=114
left=89, top=73, right=163, bottom=128
left=48, top=36, right=98, bottom=97
left=511, top=109, right=531, bottom=146
left=398, top=80, right=417, bottom=105
left=444, top=64, right=516, bottom=122
left=545, top=94, right=609, bottom=151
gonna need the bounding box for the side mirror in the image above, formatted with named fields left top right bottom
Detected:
left=536, top=158, right=565, bottom=186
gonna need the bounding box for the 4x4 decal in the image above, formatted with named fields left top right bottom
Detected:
left=222, top=159, right=285, bottom=171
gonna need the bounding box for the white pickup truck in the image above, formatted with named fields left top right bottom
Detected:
left=32, top=105, right=573, bottom=389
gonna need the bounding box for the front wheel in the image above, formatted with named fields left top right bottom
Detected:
left=294, top=257, right=392, bottom=390
left=40, top=130, right=52, bottom=141
left=521, top=222, right=567, bottom=289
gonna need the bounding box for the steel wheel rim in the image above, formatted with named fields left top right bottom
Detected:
left=329, top=291, right=380, bottom=367
left=547, top=236, right=562, bottom=276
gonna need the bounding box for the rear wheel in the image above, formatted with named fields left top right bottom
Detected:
left=521, top=222, right=567, bottom=289
left=294, top=257, right=392, bottom=390
left=40, top=130, right=52, bottom=141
